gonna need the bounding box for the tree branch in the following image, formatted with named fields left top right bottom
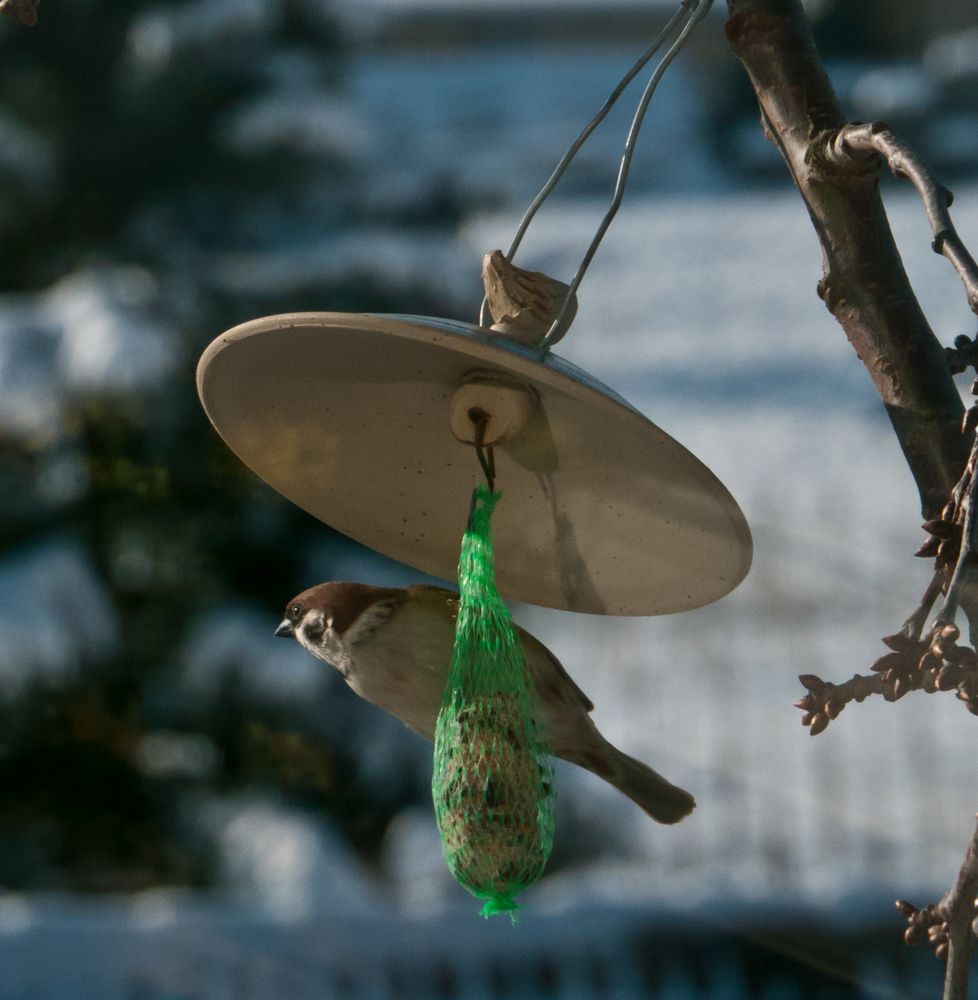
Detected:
left=935, top=432, right=978, bottom=632
left=896, top=817, right=978, bottom=1000
left=725, top=3, right=978, bottom=990
left=826, top=123, right=978, bottom=317
left=796, top=620, right=978, bottom=736
left=943, top=820, right=978, bottom=1000
left=794, top=671, right=886, bottom=735
left=724, top=0, right=967, bottom=518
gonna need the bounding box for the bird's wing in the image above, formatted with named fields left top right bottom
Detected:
left=406, top=584, right=459, bottom=618
left=519, top=626, right=595, bottom=713
left=406, top=584, right=594, bottom=713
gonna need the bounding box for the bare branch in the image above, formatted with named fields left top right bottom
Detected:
left=943, top=821, right=978, bottom=1000
left=826, top=123, right=978, bottom=317
left=725, top=2, right=978, bottom=990
left=903, top=569, right=946, bottom=639
left=795, top=672, right=887, bottom=735
left=936, top=432, right=978, bottom=626
left=896, top=817, right=978, bottom=1000
left=795, top=432, right=978, bottom=737
left=725, top=0, right=967, bottom=518
left=795, top=389, right=978, bottom=735
left=796, top=619, right=978, bottom=735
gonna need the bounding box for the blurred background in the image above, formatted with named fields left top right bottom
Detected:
left=1, top=0, right=978, bottom=996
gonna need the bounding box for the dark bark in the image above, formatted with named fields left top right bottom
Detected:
left=941, top=819, right=978, bottom=1000
left=725, top=0, right=967, bottom=518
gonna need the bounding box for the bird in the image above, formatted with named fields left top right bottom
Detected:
left=481, top=250, right=577, bottom=348
left=274, top=581, right=695, bottom=824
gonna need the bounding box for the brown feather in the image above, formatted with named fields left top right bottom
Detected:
left=290, top=582, right=405, bottom=636
left=518, top=627, right=594, bottom=713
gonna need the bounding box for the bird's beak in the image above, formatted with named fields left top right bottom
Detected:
left=274, top=620, right=294, bottom=639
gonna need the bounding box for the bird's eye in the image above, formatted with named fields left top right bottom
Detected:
left=289, top=605, right=302, bottom=620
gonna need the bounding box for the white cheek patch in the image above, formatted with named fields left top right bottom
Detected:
left=298, top=611, right=326, bottom=643
left=295, top=619, right=350, bottom=678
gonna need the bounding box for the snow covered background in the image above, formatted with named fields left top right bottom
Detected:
left=1, top=0, right=977, bottom=995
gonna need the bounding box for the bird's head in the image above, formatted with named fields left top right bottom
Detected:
left=274, top=587, right=338, bottom=662
left=274, top=582, right=405, bottom=672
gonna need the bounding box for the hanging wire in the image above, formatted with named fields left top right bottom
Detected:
left=477, top=7, right=688, bottom=329
left=540, top=0, right=712, bottom=349
left=472, top=409, right=496, bottom=494
left=477, top=0, right=714, bottom=346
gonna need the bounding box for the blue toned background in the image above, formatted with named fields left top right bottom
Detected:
left=1, top=0, right=977, bottom=996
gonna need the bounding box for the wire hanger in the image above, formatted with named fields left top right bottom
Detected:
left=478, top=0, right=714, bottom=351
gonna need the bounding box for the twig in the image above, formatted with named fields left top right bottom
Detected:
left=903, top=570, right=945, bottom=640
left=946, top=336, right=978, bottom=377
left=936, top=432, right=978, bottom=628
left=896, top=816, right=978, bottom=1000
left=797, top=427, right=978, bottom=735
left=826, top=123, right=978, bottom=317
left=944, top=820, right=978, bottom=1000
left=794, top=672, right=886, bottom=734
left=796, top=618, right=978, bottom=734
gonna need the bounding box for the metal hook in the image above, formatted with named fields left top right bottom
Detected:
left=471, top=409, right=496, bottom=493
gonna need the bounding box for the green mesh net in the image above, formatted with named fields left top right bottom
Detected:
left=432, top=485, right=556, bottom=922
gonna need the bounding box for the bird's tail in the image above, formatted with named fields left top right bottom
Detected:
left=573, top=739, right=695, bottom=824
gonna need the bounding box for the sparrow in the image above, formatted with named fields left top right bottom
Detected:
left=481, top=250, right=577, bottom=348
left=275, top=581, right=694, bottom=824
